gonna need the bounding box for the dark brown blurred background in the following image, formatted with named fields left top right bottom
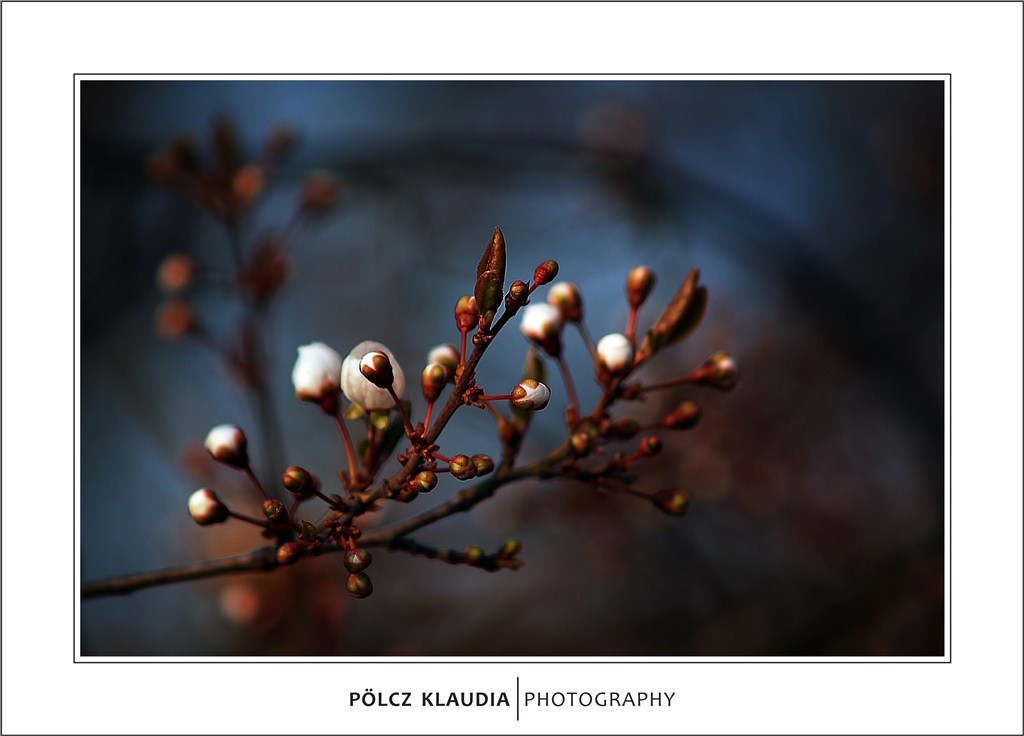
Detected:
left=79, top=80, right=944, bottom=656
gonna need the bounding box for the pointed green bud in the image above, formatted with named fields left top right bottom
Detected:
left=475, top=269, right=503, bottom=329
left=477, top=226, right=507, bottom=287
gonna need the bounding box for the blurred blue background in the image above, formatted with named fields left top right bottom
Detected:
left=79, top=80, right=944, bottom=656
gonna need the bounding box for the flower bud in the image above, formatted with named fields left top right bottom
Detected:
left=262, top=499, right=288, bottom=524
left=465, top=546, right=486, bottom=565
left=359, top=351, right=394, bottom=389
left=663, top=400, right=702, bottom=430
left=282, top=465, right=315, bottom=498
left=341, top=340, right=406, bottom=411
left=154, top=299, right=196, bottom=339
left=570, top=432, right=593, bottom=457
left=231, top=164, right=265, bottom=207
left=291, top=342, right=342, bottom=404
left=344, top=548, right=373, bottom=574
left=596, top=333, right=635, bottom=375
left=532, top=260, right=559, bottom=287
left=639, top=435, right=662, bottom=457
left=608, top=416, right=640, bottom=439
left=346, top=572, right=373, bottom=599
left=505, top=279, right=530, bottom=310
left=413, top=470, right=438, bottom=493
left=519, top=303, right=563, bottom=356
left=156, top=253, right=196, bottom=294
left=626, top=265, right=656, bottom=309
left=276, top=541, right=305, bottom=565
left=702, top=351, right=739, bottom=391
left=426, top=343, right=460, bottom=378
left=511, top=379, right=551, bottom=411
left=455, top=295, right=479, bottom=332
left=203, top=424, right=248, bottom=468
left=498, top=538, right=522, bottom=559
left=449, top=454, right=477, bottom=481
left=300, top=171, right=341, bottom=214
left=652, top=489, right=689, bottom=517
left=421, top=363, right=448, bottom=403
left=547, top=282, right=583, bottom=322
left=188, top=488, right=229, bottom=526
left=471, top=454, right=495, bottom=477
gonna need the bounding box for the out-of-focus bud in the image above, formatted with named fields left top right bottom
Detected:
left=344, top=548, right=373, bottom=574
left=262, top=499, right=288, bottom=524
left=291, top=342, right=342, bottom=404
left=300, top=171, right=341, bottom=214
left=154, top=299, right=196, bottom=339
left=532, top=260, right=559, bottom=287
left=188, top=488, right=229, bottom=526
left=519, top=303, right=563, bottom=356
left=471, top=455, right=495, bottom=476
left=511, top=379, right=551, bottom=411
left=359, top=351, right=395, bottom=390
left=626, top=265, right=656, bottom=309
left=421, top=363, right=448, bottom=402
left=608, top=416, right=640, bottom=439
left=282, top=465, right=315, bottom=498
left=505, top=279, right=530, bottom=310
left=276, top=541, right=305, bottom=566
left=300, top=521, right=319, bottom=543
left=203, top=424, right=249, bottom=468
left=156, top=253, right=197, bottom=294
left=663, top=400, right=702, bottom=430
left=454, top=295, right=479, bottom=332
left=341, top=340, right=406, bottom=411
left=427, top=343, right=460, bottom=379
left=346, top=572, right=373, bottom=599
left=231, top=164, right=265, bottom=207
left=701, top=352, right=739, bottom=391
left=570, top=432, right=593, bottom=457
left=639, top=435, right=662, bottom=457
left=465, top=546, right=485, bottom=565
left=498, top=538, right=522, bottom=559
left=449, top=454, right=477, bottom=481
left=413, top=470, right=438, bottom=493
left=264, top=124, right=297, bottom=166
left=652, top=489, right=689, bottom=517
left=596, top=333, right=635, bottom=375
left=547, top=282, right=583, bottom=322
left=636, top=269, right=707, bottom=363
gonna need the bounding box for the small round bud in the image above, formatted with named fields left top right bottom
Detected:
left=652, top=489, right=689, bottom=517
left=465, top=546, right=486, bottom=565
left=344, top=548, right=373, bottom=574
left=449, top=454, right=477, bottom=481
left=471, top=454, right=495, bottom=476
left=262, top=499, right=288, bottom=524
left=596, top=333, right=635, bottom=375
left=292, top=342, right=342, bottom=404
left=426, top=344, right=459, bottom=378
left=547, top=282, right=583, bottom=322
left=341, top=341, right=406, bottom=411
left=703, top=352, right=739, bottom=391
left=455, top=295, right=480, bottom=331
left=231, top=164, right=265, bottom=207
left=359, top=351, right=394, bottom=389
left=300, top=171, right=341, bottom=214
left=570, top=432, right=593, bottom=457
left=511, top=379, right=551, bottom=411
left=421, top=362, right=448, bottom=403
left=282, top=465, right=315, bottom=498
left=626, top=265, right=656, bottom=309
left=663, top=400, right=702, bottom=430
left=532, top=260, right=559, bottom=287
left=188, top=488, right=228, bottom=526
left=519, top=303, right=563, bottom=356
left=154, top=299, right=196, bottom=339
left=346, top=572, right=373, bottom=599
left=498, top=538, right=522, bottom=559
left=506, top=279, right=530, bottom=309
left=413, top=470, right=438, bottom=493
left=203, top=424, right=249, bottom=468
left=156, top=253, right=196, bottom=294
left=639, top=435, right=662, bottom=457
left=276, top=541, right=305, bottom=566
left=608, top=416, right=640, bottom=439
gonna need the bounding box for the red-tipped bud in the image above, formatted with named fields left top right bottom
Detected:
left=413, top=470, right=438, bottom=493
left=455, top=295, right=479, bottom=332
left=231, top=164, right=265, bottom=208
left=421, top=363, right=448, bottom=403
left=652, top=489, right=689, bottom=517
left=359, top=351, right=395, bottom=389
left=701, top=352, right=739, bottom=391
left=188, top=488, right=229, bottom=526
left=663, top=400, right=702, bottom=430
left=276, top=541, right=305, bottom=565
left=449, top=454, right=477, bottom=481
left=156, top=253, right=197, bottom=294
left=262, top=499, right=288, bottom=524
left=346, top=572, right=373, bottom=599
left=532, top=260, right=559, bottom=287
left=626, top=265, right=656, bottom=309
left=639, top=435, right=663, bottom=457
left=498, top=538, right=522, bottom=559
left=547, top=282, right=583, bottom=322
left=154, top=299, right=196, bottom=339
left=465, top=546, right=486, bottom=565
left=570, top=432, right=594, bottom=457
left=344, top=548, right=373, bottom=574
left=511, top=379, right=551, bottom=411
left=471, top=455, right=495, bottom=476
left=282, top=465, right=315, bottom=499
left=426, top=344, right=460, bottom=379
left=608, top=416, right=640, bottom=439
left=203, top=424, right=249, bottom=468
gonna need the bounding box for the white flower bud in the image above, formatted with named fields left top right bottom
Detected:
left=519, top=303, right=563, bottom=356
left=341, top=340, right=406, bottom=411
left=511, top=378, right=551, bottom=411
left=596, top=333, right=635, bottom=374
left=203, top=424, right=248, bottom=468
left=427, top=343, right=459, bottom=376
left=188, top=488, right=228, bottom=526
left=291, top=342, right=342, bottom=403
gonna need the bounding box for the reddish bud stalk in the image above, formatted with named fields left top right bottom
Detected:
left=577, top=322, right=599, bottom=364
left=227, top=509, right=270, bottom=528
left=423, top=400, right=435, bottom=434
left=387, top=387, right=416, bottom=437
left=638, top=367, right=709, bottom=394
left=625, top=307, right=639, bottom=342
left=243, top=466, right=270, bottom=500
left=332, top=412, right=360, bottom=486
left=557, top=355, right=580, bottom=426
left=476, top=393, right=515, bottom=401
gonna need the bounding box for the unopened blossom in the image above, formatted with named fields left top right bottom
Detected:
left=596, top=333, right=635, bottom=374
left=341, top=340, right=406, bottom=411
left=291, top=342, right=342, bottom=403
left=427, top=344, right=459, bottom=377
left=519, top=303, right=563, bottom=356
left=511, top=379, right=551, bottom=411
left=188, top=488, right=228, bottom=526
left=203, top=424, right=248, bottom=468
left=547, top=281, right=583, bottom=322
